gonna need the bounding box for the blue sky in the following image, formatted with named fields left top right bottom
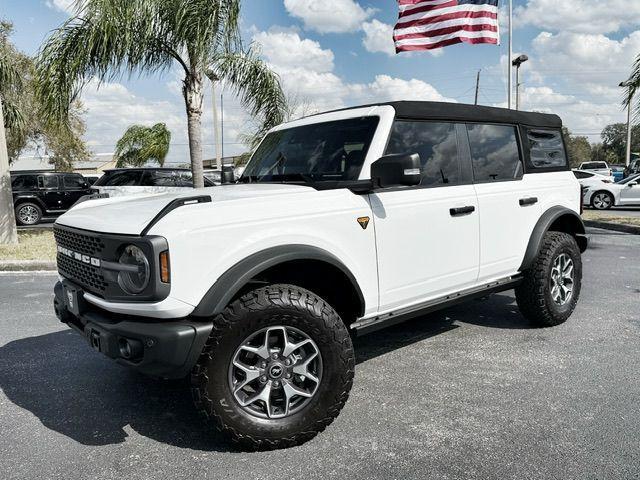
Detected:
left=2, top=0, right=639, bottom=164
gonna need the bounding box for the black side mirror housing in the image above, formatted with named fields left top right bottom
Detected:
left=371, top=153, right=421, bottom=188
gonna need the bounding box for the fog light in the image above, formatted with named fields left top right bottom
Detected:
left=118, top=338, right=143, bottom=360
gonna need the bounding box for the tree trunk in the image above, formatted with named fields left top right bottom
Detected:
left=183, top=73, right=205, bottom=189
left=0, top=98, right=18, bottom=245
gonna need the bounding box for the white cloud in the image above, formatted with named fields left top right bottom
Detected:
left=45, top=0, right=76, bottom=14
left=361, top=19, right=444, bottom=57
left=350, top=75, right=455, bottom=104
left=362, top=20, right=396, bottom=56
left=253, top=29, right=334, bottom=73
left=515, top=0, right=640, bottom=34
left=284, top=0, right=375, bottom=33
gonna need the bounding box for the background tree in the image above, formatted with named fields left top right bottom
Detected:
left=562, top=127, right=592, bottom=168
left=1, top=21, right=88, bottom=167
left=114, top=123, right=171, bottom=167
left=590, top=143, right=619, bottom=164
left=600, top=123, right=640, bottom=162
left=36, top=0, right=287, bottom=188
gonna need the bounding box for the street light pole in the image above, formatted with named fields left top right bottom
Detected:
left=620, top=80, right=635, bottom=167
left=512, top=54, right=529, bottom=111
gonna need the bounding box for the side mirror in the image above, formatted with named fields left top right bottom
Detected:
left=221, top=166, right=235, bottom=184
left=371, top=153, right=421, bottom=188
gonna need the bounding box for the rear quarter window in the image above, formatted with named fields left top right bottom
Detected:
left=524, top=128, right=568, bottom=172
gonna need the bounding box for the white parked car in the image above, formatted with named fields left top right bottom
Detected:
left=53, top=101, right=587, bottom=449
left=584, top=173, right=640, bottom=209
left=572, top=169, right=614, bottom=188
left=578, top=161, right=612, bottom=177
left=91, top=167, right=214, bottom=197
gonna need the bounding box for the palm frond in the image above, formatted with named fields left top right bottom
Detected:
left=114, top=123, right=171, bottom=167
left=213, top=45, right=287, bottom=139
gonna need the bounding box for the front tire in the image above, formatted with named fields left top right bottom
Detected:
left=515, top=232, right=582, bottom=327
left=15, top=202, right=42, bottom=226
left=191, top=284, right=355, bottom=450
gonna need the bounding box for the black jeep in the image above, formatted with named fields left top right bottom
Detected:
left=10, top=171, right=91, bottom=226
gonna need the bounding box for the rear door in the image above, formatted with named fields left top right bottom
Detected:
left=370, top=120, right=479, bottom=313
left=467, top=123, right=540, bottom=282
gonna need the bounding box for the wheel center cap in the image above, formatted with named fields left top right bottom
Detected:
left=268, top=363, right=284, bottom=379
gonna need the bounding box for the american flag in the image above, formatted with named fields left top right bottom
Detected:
left=393, top=0, right=500, bottom=53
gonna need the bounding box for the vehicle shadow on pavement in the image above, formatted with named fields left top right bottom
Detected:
left=354, top=292, right=532, bottom=363
left=0, top=293, right=531, bottom=451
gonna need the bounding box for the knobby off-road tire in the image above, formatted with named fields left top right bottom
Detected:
left=515, top=231, right=582, bottom=327
left=191, top=284, right=355, bottom=450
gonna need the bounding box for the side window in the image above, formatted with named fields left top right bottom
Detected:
left=38, top=175, right=59, bottom=188
left=526, top=129, right=567, bottom=169
left=12, top=175, right=37, bottom=189
left=573, top=171, right=591, bottom=179
left=467, top=124, right=522, bottom=182
left=385, top=121, right=460, bottom=187
left=63, top=175, right=86, bottom=189
left=102, top=170, right=142, bottom=186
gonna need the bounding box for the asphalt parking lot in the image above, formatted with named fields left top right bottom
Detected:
left=0, top=227, right=638, bottom=479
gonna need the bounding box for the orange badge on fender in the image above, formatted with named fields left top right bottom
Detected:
left=357, top=217, right=370, bottom=230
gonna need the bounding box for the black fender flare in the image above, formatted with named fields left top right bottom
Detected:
left=519, top=206, right=587, bottom=272
left=191, top=245, right=366, bottom=318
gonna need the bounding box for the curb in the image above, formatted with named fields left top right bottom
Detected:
left=0, top=260, right=57, bottom=272
left=584, top=220, right=640, bottom=235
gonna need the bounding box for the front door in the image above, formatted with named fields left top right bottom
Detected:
left=61, top=174, right=90, bottom=209
left=370, top=121, right=479, bottom=313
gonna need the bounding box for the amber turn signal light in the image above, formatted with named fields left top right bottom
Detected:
left=159, top=251, right=170, bottom=283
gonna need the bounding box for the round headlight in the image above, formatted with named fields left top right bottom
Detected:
left=117, top=245, right=150, bottom=294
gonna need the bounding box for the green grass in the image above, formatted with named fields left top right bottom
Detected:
left=582, top=210, right=640, bottom=227
left=0, top=230, right=57, bottom=261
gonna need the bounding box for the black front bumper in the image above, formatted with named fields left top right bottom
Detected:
left=54, top=281, right=212, bottom=378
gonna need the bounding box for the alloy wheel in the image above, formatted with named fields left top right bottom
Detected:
left=18, top=205, right=39, bottom=225
left=592, top=192, right=612, bottom=209
left=550, top=253, right=574, bottom=306
left=228, top=325, right=322, bottom=419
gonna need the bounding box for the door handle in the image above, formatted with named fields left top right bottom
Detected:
left=449, top=205, right=475, bottom=216
left=519, top=197, right=538, bottom=206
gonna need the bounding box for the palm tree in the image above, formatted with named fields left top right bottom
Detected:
left=36, top=0, right=287, bottom=188
left=623, top=54, right=640, bottom=117
left=115, top=123, right=171, bottom=167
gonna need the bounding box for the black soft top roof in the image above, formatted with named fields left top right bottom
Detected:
left=322, top=101, right=562, bottom=129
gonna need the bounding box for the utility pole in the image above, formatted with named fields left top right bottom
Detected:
left=0, top=98, right=18, bottom=245
left=474, top=69, right=481, bottom=105
left=220, top=93, right=224, bottom=160
left=211, top=80, right=222, bottom=171
left=507, top=0, right=513, bottom=109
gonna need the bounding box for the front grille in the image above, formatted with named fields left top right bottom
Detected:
left=57, top=254, right=108, bottom=294
left=54, top=226, right=106, bottom=257
left=54, top=225, right=108, bottom=296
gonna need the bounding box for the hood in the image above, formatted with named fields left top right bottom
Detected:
left=55, top=183, right=312, bottom=235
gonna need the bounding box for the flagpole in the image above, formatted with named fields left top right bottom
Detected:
left=507, top=0, right=512, bottom=109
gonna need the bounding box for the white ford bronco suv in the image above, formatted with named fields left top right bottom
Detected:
left=53, top=101, right=587, bottom=449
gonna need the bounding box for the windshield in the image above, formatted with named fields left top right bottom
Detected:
left=241, top=116, right=380, bottom=183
